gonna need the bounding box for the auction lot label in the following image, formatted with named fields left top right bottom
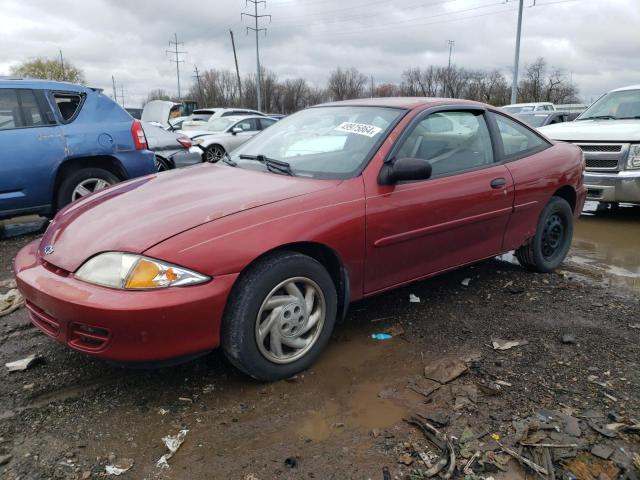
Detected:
left=335, top=122, right=382, bottom=137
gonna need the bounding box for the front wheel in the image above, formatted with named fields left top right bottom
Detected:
left=222, top=251, right=337, bottom=381
left=516, top=196, right=574, bottom=273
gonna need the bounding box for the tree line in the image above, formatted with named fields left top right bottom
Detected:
left=148, top=56, right=579, bottom=113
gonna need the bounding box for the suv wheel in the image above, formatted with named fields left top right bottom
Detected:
left=204, top=145, right=225, bottom=163
left=222, top=251, right=337, bottom=381
left=57, top=168, right=119, bottom=209
left=515, top=196, right=573, bottom=273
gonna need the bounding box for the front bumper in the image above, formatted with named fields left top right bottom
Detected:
left=14, top=240, right=238, bottom=363
left=585, top=170, right=640, bottom=203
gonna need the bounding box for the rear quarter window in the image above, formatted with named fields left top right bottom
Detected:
left=491, top=112, right=550, bottom=160
left=53, top=92, right=84, bottom=123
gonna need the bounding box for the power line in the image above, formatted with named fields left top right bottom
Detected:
left=166, top=33, right=187, bottom=100
left=242, top=0, right=271, bottom=112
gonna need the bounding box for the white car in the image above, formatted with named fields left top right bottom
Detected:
left=540, top=85, right=640, bottom=205
left=502, top=102, right=556, bottom=114
left=184, top=115, right=278, bottom=162
left=180, top=108, right=266, bottom=130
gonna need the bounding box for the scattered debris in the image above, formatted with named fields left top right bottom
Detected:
left=178, top=397, right=193, bottom=404
left=382, top=466, right=391, bottom=480
left=0, top=285, right=24, bottom=317
left=405, top=415, right=455, bottom=479
left=498, top=442, right=548, bottom=476
left=158, top=408, right=170, bottom=415
left=590, top=444, right=613, bottom=460
left=561, top=333, right=576, bottom=344
left=0, top=454, right=12, bottom=466
left=398, top=453, right=413, bottom=465
left=371, top=333, right=393, bottom=341
left=5, top=354, right=40, bottom=372
left=588, top=420, right=617, bottom=438
left=629, top=323, right=640, bottom=330
left=284, top=457, right=298, bottom=468
left=156, top=429, right=188, bottom=469
left=461, top=278, right=471, bottom=287
left=423, top=357, right=468, bottom=384
left=409, top=293, right=421, bottom=303
left=105, top=458, right=134, bottom=476
left=491, top=339, right=529, bottom=351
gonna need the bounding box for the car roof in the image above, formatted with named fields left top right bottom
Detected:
left=504, top=102, right=553, bottom=107
left=0, top=77, right=91, bottom=92
left=611, top=84, right=640, bottom=92
left=315, top=97, right=485, bottom=110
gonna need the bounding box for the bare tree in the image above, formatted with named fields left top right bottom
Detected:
left=146, top=89, right=172, bottom=103
left=327, top=67, right=367, bottom=101
left=11, top=57, right=85, bottom=83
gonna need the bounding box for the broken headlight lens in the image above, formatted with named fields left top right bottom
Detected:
left=627, top=144, right=640, bottom=169
left=75, top=252, right=210, bottom=289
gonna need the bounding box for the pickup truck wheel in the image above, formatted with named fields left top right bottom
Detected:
left=56, top=168, right=119, bottom=209
left=222, top=251, right=337, bottom=381
left=516, top=196, right=573, bottom=273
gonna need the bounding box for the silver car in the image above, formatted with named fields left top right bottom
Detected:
left=183, top=116, right=278, bottom=162
left=142, top=122, right=202, bottom=171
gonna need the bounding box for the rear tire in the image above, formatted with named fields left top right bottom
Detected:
left=56, top=168, right=119, bottom=209
left=222, top=251, right=337, bottom=381
left=516, top=196, right=573, bottom=273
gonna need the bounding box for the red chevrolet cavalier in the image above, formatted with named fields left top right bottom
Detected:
left=15, top=98, right=586, bottom=380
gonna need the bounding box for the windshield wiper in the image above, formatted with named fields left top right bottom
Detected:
left=618, top=116, right=640, bottom=120
left=238, top=154, right=294, bottom=176
left=578, top=115, right=616, bottom=121
left=222, top=151, right=237, bottom=167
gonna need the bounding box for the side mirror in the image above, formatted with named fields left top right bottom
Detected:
left=378, top=157, right=432, bottom=185
left=231, top=127, right=243, bottom=135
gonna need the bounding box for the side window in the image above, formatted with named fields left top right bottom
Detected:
left=53, top=92, right=83, bottom=122
left=0, top=89, right=23, bottom=130
left=235, top=118, right=259, bottom=131
left=395, top=111, right=494, bottom=177
left=493, top=113, right=549, bottom=158
left=259, top=118, right=276, bottom=130
left=18, top=90, right=46, bottom=127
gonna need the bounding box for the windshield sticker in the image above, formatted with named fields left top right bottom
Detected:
left=335, top=122, right=382, bottom=138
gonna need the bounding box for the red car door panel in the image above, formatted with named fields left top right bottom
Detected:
left=364, top=165, right=514, bottom=294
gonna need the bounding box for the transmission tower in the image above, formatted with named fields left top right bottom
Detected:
left=242, top=0, right=271, bottom=112
left=167, top=33, right=187, bottom=100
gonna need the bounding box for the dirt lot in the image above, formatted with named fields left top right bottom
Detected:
left=0, top=205, right=639, bottom=480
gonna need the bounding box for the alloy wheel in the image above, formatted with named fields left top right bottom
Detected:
left=71, top=178, right=113, bottom=201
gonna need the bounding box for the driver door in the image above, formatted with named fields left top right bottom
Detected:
left=227, top=118, right=260, bottom=150
left=364, top=108, right=514, bottom=294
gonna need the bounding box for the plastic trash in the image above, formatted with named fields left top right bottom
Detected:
left=371, top=333, right=393, bottom=341
left=409, top=293, right=420, bottom=303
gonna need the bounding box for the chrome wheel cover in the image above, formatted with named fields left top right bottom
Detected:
left=254, top=277, right=326, bottom=364
left=71, top=178, right=112, bottom=201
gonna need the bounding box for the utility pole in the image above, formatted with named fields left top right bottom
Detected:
left=167, top=33, right=187, bottom=100
left=120, top=86, right=126, bottom=109
left=370, top=75, right=374, bottom=98
left=510, top=0, right=524, bottom=104
left=230, top=30, right=243, bottom=107
left=447, top=40, right=455, bottom=97
left=242, top=1, right=271, bottom=112
left=59, top=49, right=64, bottom=74
left=193, top=65, right=204, bottom=104
left=111, top=75, right=118, bottom=103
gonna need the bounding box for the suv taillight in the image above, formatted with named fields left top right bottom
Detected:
left=131, top=120, right=148, bottom=150
left=177, top=136, right=192, bottom=149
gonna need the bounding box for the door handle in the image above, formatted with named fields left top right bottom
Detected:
left=490, top=178, right=507, bottom=189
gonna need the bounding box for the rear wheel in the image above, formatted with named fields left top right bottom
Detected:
left=155, top=156, right=171, bottom=172
left=222, top=251, right=337, bottom=381
left=204, top=144, right=225, bottom=163
left=516, top=196, right=573, bottom=273
left=56, top=168, right=119, bottom=209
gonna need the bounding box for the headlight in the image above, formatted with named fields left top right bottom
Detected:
left=192, top=138, right=204, bottom=145
left=627, top=144, right=640, bottom=169
left=75, top=252, right=210, bottom=289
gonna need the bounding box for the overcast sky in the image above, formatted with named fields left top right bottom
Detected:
left=1, top=0, right=638, bottom=107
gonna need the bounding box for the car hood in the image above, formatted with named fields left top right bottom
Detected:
left=539, top=119, right=640, bottom=142
left=40, top=164, right=337, bottom=272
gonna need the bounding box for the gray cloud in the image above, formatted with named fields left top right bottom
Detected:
left=0, top=0, right=637, bottom=106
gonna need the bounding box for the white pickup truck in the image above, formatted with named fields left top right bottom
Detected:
left=540, top=85, right=640, bottom=205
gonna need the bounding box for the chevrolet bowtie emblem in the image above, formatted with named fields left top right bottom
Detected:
left=43, top=245, right=54, bottom=255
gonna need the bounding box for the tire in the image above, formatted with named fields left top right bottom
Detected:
left=56, top=168, right=119, bottom=209
left=155, top=156, right=171, bottom=172
left=515, top=196, right=573, bottom=273
left=204, top=144, right=225, bottom=163
left=222, top=251, right=338, bottom=381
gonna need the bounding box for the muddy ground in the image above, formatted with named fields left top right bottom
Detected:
left=0, top=204, right=639, bottom=480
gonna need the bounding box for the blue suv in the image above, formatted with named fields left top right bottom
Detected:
left=0, top=79, right=155, bottom=220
